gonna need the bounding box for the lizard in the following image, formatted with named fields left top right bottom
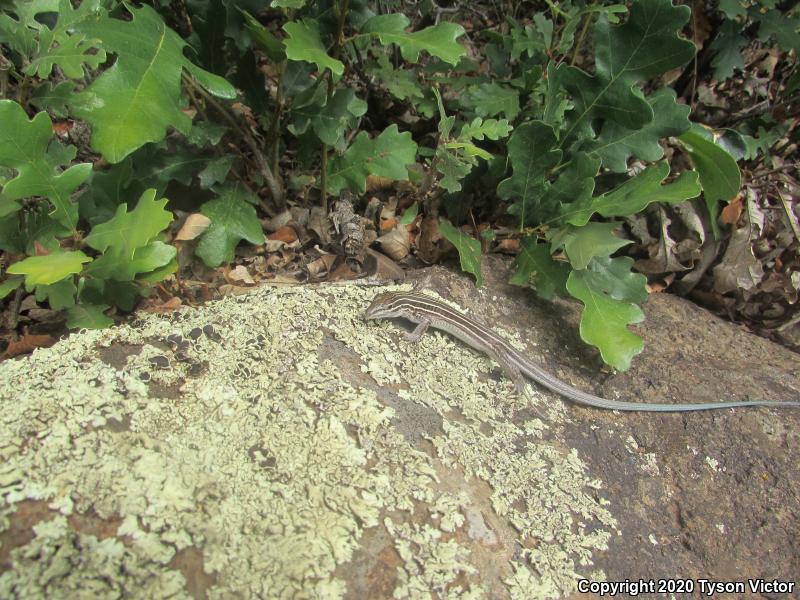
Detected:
left=365, top=291, right=800, bottom=412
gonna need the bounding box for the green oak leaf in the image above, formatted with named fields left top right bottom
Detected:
left=497, top=121, right=562, bottom=227
left=678, top=125, right=740, bottom=238
left=533, top=13, right=554, bottom=49
left=510, top=238, right=569, bottom=300
left=101, top=280, right=141, bottom=311
left=0, top=276, right=24, bottom=300
left=399, top=202, right=418, bottom=225
left=73, top=3, right=235, bottom=163
left=566, top=265, right=645, bottom=371
left=328, top=125, right=418, bottom=195
left=719, top=0, right=746, bottom=19
left=0, top=100, right=92, bottom=231
left=588, top=88, right=691, bottom=172
left=127, top=242, right=176, bottom=275
left=556, top=222, right=632, bottom=270
left=85, top=189, right=173, bottom=254
left=439, top=219, right=482, bottom=286
left=82, top=188, right=175, bottom=281
left=437, top=151, right=473, bottom=193
left=539, top=152, right=600, bottom=224
left=239, top=8, right=285, bottom=62
left=129, top=145, right=208, bottom=197
left=434, top=118, right=511, bottom=193
left=360, top=14, right=466, bottom=65
left=5, top=0, right=105, bottom=78
left=553, top=0, right=695, bottom=144
left=282, top=60, right=317, bottom=96
left=283, top=19, right=344, bottom=75
left=66, top=303, right=114, bottom=329
left=86, top=240, right=176, bottom=281
left=191, top=0, right=229, bottom=76
left=0, top=8, right=39, bottom=59
left=8, top=250, right=92, bottom=287
left=757, top=9, right=800, bottom=52
left=26, top=31, right=106, bottom=79
left=461, top=83, right=520, bottom=120
left=187, top=121, right=228, bottom=147
left=35, top=278, right=77, bottom=310
left=562, top=162, right=701, bottom=227
left=510, top=22, right=546, bottom=59
left=76, top=278, right=143, bottom=313
left=136, top=257, right=178, bottom=284
left=710, top=20, right=746, bottom=80
left=196, top=187, right=266, bottom=267
left=198, top=156, right=234, bottom=189
left=0, top=204, right=69, bottom=254
left=79, top=158, right=133, bottom=226
left=459, top=118, right=513, bottom=141
left=29, top=81, right=75, bottom=117
left=579, top=255, right=648, bottom=304
left=367, top=55, right=423, bottom=101
left=290, top=88, right=367, bottom=148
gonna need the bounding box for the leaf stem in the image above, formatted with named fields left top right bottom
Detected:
left=571, top=9, right=594, bottom=66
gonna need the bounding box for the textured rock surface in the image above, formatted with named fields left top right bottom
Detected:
left=1, top=256, right=798, bottom=598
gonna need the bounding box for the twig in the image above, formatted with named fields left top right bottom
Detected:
left=320, top=0, right=350, bottom=213
left=727, top=93, right=800, bottom=124
left=182, top=73, right=285, bottom=211
left=8, top=285, right=24, bottom=331
left=750, top=163, right=800, bottom=181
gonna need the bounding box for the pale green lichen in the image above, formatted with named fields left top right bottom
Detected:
left=384, top=517, right=481, bottom=599
left=0, top=516, right=190, bottom=599
left=1, top=284, right=616, bottom=599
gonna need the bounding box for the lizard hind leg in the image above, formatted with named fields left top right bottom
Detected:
left=499, top=360, right=549, bottom=420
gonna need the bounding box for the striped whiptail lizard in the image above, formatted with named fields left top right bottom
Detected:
left=365, top=291, right=800, bottom=412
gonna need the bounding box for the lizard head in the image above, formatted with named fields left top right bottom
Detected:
left=365, top=292, right=407, bottom=320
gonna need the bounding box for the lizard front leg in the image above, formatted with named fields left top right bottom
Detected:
left=402, top=319, right=430, bottom=342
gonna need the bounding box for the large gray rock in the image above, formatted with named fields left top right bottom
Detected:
left=1, top=256, right=797, bottom=598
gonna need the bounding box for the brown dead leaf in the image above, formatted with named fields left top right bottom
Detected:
left=4, top=332, right=56, bottom=358
left=227, top=265, right=255, bottom=286
left=365, top=248, right=405, bottom=281
left=308, top=206, right=332, bottom=245
left=646, top=274, right=674, bottom=294
left=375, top=226, right=411, bottom=261
left=720, top=195, right=743, bottom=226
left=416, top=216, right=442, bottom=264
left=175, top=213, right=212, bottom=241
left=139, top=296, right=183, bottom=314
left=51, top=120, right=73, bottom=140
left=380, top=217, right=398, bottom=232
left=217, top=284, right=254, bottom=296
left=306, top=254, right=338, bottom=279
left=328, top=261, right=358, bottom=281
left=366, top=175, right=395, bottom=191
left=268, top=226, right=298, bottom=244
left=495, top=238, right=520, bottom=254
left=231, top=102, right=256, bottom=126
left=263, top=209, right=293, bottom=232
left=262, top=273, right=301, bottom=285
